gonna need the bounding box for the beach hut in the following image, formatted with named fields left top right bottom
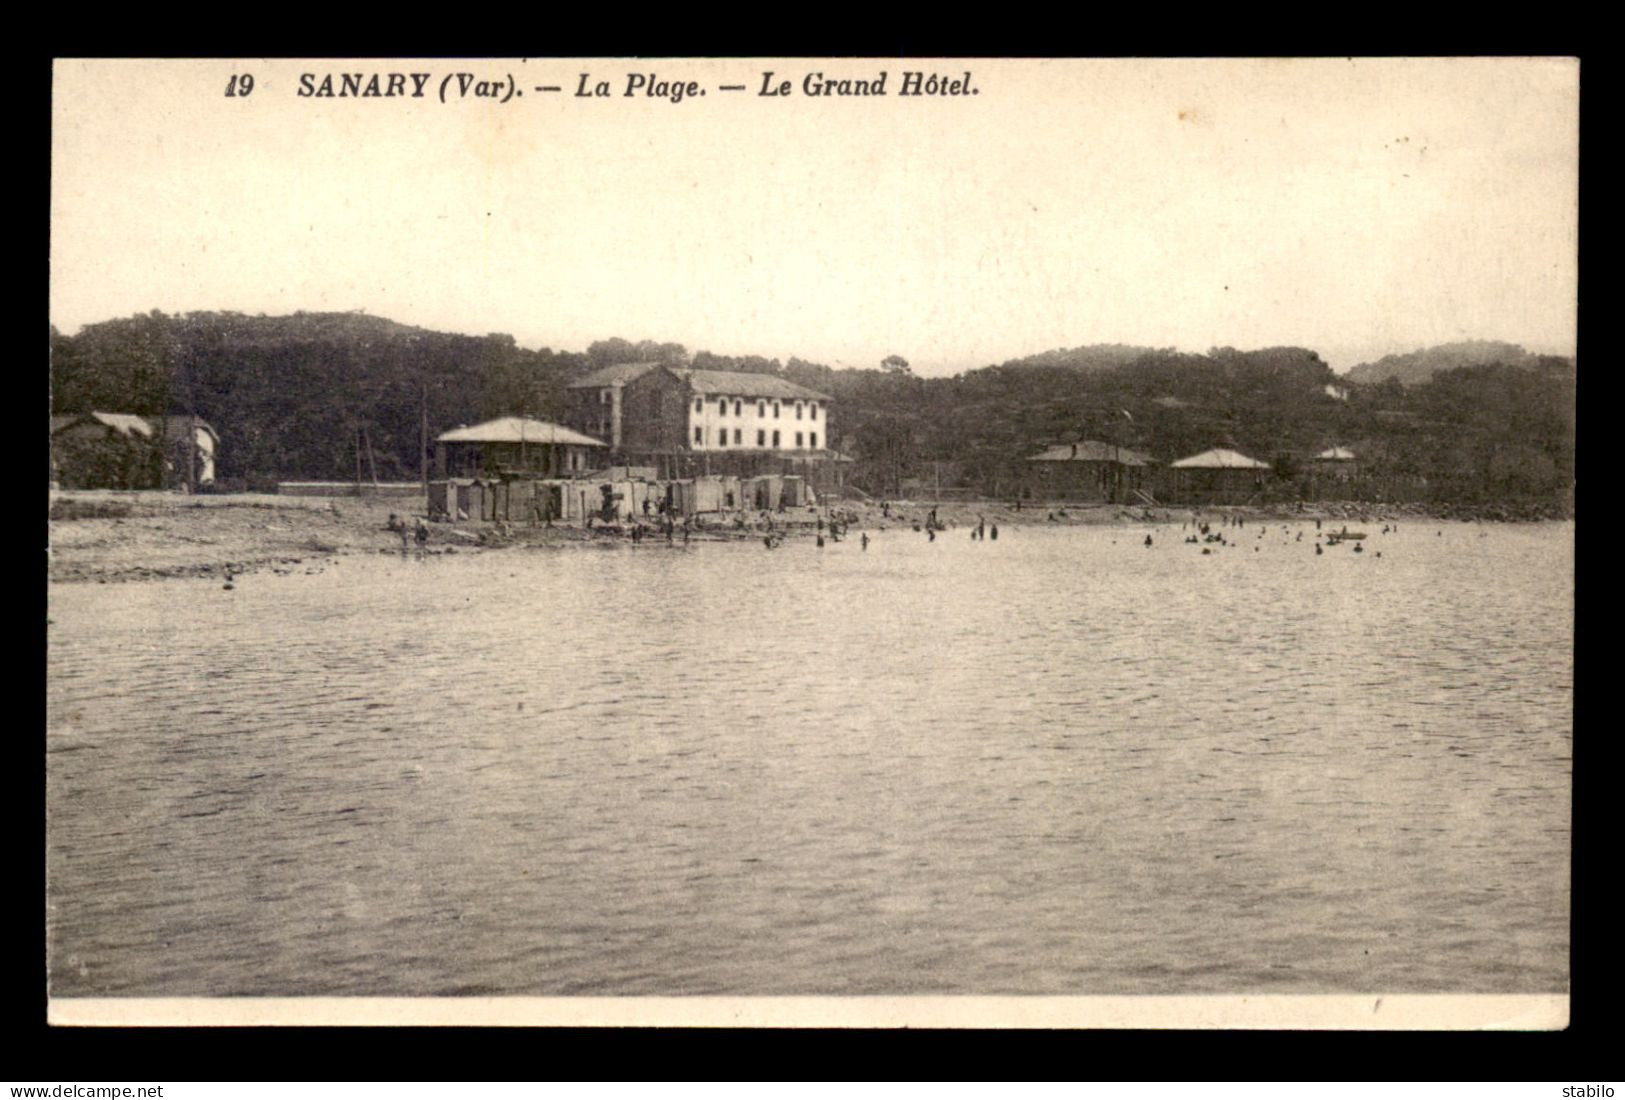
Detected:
left=490, top=478, right=542, bottom=522
left=747, top=475, right=786, bottom=511
left=528, top=480, right=567, bottom=523
left=1168, top=448, right=1271, bottom=503
left=717, top=475, right=742, bottom=510
left=435, top=418, right=607, bottom=480
left=1024, top=441, right=1155, bottom=503
left=429, top=478, right=482, bottom=521
left=621, top=479, right=664, bottom=521
left=1310, top=446, right=1359, bottom=479
left=781, top=476, right=810, bottom=508
left=427, top=480, right=454, bottom=519
left=660, top=479, right=684, bottom=517
left=693, top=476, right=728, bottom=513
left=567, top=482, right=594, bottom=522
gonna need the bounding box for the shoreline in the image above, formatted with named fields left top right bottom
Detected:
left=48, top=489, right=1573, bottom=586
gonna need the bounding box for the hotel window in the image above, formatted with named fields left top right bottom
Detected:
left=717, top=431, right=725, bottom=447
left=772, top=430, right=780, bottom=447
left=757, top=401, right=765, bottom=417
left=773, top=402, right=781, bottom=418
left=734, top=400, right=742, bottom=416
left=810, top=432, right=818, bottom=448
left=795, top=432, right=803, bottom=447
left=719, top=399, right=727, bottom=417
left=796, top=402, right=803, bottom=420
left=694, top=398, right=704, bottom=413
left=811, top=403, right=818, bottom=420
left=757, top=430, right=766, bottom=446
left=734, top=429, right=742, bottom=444
left=694, top=427, right=703, bottom=444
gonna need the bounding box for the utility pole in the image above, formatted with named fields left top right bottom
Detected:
left=180, top=349, right=197, bottom=493
left=420, top=381, right=429, bottom=495
left=155, top=406, right=168, bottom=491
left=518, top=381, right=529, bottom=474
left=186, top=412, right=196, bottom=493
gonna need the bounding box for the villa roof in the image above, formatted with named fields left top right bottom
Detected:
left=437, top=417, right=606, bottom=447
left=1170, top=448, right=1271, bottom=470
left=51, top=412, right=218, bottom=442
left=1027, top=441, right=1154, bottom=465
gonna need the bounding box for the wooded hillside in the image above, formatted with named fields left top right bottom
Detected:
left=49, top=312, right=1575, bottom=508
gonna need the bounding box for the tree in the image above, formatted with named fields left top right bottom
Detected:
left=881, top=354, right=911, bottom=375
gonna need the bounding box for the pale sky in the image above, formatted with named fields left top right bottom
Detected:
left=51, top=58, right=1578, bottom=375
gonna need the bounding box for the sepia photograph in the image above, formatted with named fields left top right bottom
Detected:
left=46, top=57, right=1576, bottom=1029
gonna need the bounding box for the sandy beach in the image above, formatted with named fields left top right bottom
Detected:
left=47, top=488, right=1507, bottom=586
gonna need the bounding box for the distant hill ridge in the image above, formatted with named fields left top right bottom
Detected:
left=993, top=344, right=1168, bottom=372
left=1346, top=342, right=1574, bottom=387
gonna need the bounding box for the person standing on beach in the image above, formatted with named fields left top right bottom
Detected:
left=861, top=532, right=870, bottom=550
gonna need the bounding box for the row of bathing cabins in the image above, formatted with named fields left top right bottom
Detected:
left=428, top=362, right=1361, bottom=523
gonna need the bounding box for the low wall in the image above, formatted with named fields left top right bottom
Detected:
left=277, top=482, right=425, bottom=498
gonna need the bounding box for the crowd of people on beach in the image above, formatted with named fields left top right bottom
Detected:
left=385, top=497, right=1410, bottom=562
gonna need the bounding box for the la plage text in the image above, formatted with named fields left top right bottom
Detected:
left=571, top=71, right=977, bottom=101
